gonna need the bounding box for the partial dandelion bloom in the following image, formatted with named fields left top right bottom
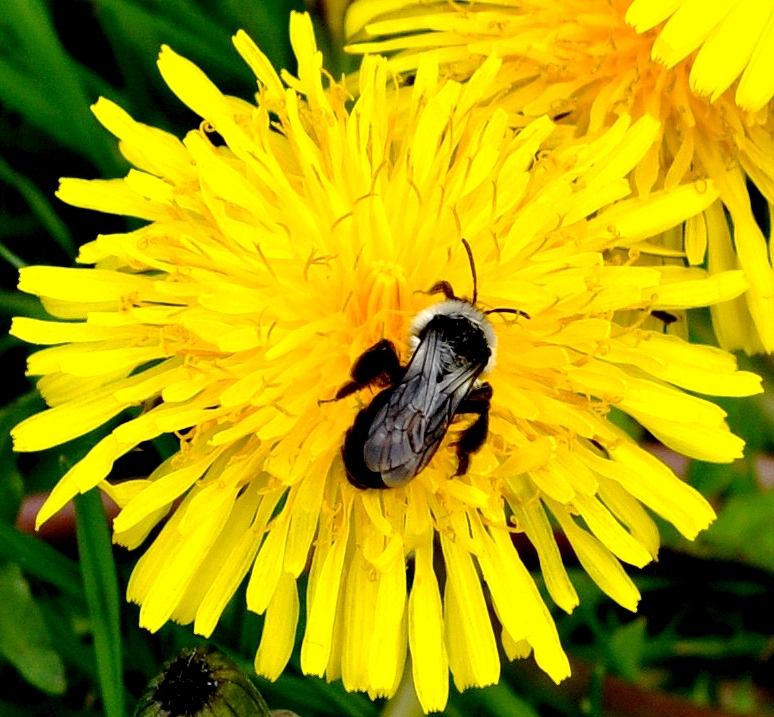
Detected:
left=11, top=11, right=761, bottom=713
left=346, top=0, right=774, bottom=354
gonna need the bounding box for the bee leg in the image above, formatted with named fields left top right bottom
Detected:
left=452, top=383, right=492, bottom=476
left=424, top=281, right=458, bottom=300
left=330, top=339, right=404, bottom=401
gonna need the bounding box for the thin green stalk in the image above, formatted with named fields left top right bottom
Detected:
left=0, top=155, right=75, bottom=257
left=75, top=489, right=125, bottom=717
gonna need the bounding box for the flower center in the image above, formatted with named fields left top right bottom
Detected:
left=348, top=261, right=411, bottom=344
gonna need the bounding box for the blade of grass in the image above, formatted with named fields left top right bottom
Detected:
left=0, top=0, right=124, bottom=175
left=0, top=60, right=82, bottom=153
left=75, top=489, right=125, bottom=717
left=0, top=240, right=26, bottom=269
left=95, top=0, right=254, bottom=91
left=210, top=0, right=304, bottom=72
left=126, top=0, right=238, bottom=61
left=0, top=290, right=47, bottom=318
left=0, top=155, right=75, bottom=257
left=0, top=215, right=38, bottom=239
left=0, top=523, right=83, bottom=599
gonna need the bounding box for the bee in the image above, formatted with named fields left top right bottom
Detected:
left=330, top=240, right=528, bottom=489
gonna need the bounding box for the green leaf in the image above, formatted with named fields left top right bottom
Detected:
left=0, top=561, right=66, bottom=694
left=607, top=617, right=646, bottom=681
left=700, top=489, right=774, bottom=572
left=75, top=489, right=125, bottom=717
left=38, top=598, right=98, bottom=680
left=0, top=444, right=24, bottom=527
left=0, top=459, right=23, bottom=524
left=725, top=677, right=757, bottom=713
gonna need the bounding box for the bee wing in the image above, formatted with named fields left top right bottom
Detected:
left=362, top=329, right=484, bottom=486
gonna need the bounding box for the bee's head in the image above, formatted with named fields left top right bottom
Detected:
left=409, top=299, right=497, bottom=373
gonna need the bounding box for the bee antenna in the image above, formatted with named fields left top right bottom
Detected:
left=485, top=307, right=531, bottom=319
left=461, top=238, right=477, bottom=304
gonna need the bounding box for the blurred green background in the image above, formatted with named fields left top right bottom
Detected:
left=1, top=1, right=774, bottom=715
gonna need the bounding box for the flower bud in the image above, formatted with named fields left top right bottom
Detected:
left=133, top=646, right=271, bottom=717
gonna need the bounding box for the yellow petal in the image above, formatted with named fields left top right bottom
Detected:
left=254, top=571, right=299, bottom=681
left=441, top=534, right=499, bottom=691
left=548, top=500, right=641, bottom=612
left=18, top=266, right=153, bottom=303
left=689, top=0, right=772, bottom=101
left=57, top=177, right=168, bottom=221
left=408, top=535, right=448, bottom=713
left=12, top=390, right=129, bottom=453
left=736, top=10, right=774, bottom=110
left=589, top=182, right=719, bottom=246
left=300, top=493, right=352, bottom=676
left=509, top=498, right=578, bottom=613
left=651, top=0, right=737, bottom=68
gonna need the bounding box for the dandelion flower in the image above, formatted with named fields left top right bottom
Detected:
left=626, top=0, right=774, bottom=111
left=11, top=12, right=761, bottom=713
left=346, top=0, right=774, bottom=354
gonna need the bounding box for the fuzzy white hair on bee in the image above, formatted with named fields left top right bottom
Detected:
left=409, top=299, right=498, bottom=374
